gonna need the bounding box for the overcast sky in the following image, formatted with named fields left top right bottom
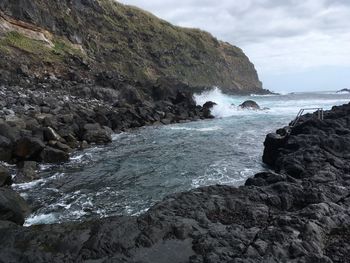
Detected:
left=119, top=0, right=350, bottom=92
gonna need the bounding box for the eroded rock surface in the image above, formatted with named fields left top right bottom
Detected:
left=1, top=104, right=350, bottom=262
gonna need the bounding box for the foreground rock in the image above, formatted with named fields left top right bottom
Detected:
left=1, top=104, right=350, bottom=262
left=0, top=165, right=11, bottom=186
left=0, top=188, right=30, bottom=225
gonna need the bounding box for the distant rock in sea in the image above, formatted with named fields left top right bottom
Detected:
left=336, top=88, right=350, bottom=93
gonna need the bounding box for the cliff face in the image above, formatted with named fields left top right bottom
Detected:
left=0, top=0, right=263, bottom=94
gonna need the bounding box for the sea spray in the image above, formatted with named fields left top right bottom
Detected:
left=194, top=87, right=246, bottom=118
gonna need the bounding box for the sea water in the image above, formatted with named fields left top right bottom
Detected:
left=13, top=88, right=350, bottom=225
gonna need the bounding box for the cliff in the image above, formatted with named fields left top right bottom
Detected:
left=0, top=0, right=264, bottom=94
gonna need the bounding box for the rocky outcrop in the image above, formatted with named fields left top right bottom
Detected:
left=0, top=81, right=213, bottom=166
left=0, top=0, right=265, bottom=94
left=1, top=104, right=350, bottom=262
left=239, top=100, right=261, bottom=110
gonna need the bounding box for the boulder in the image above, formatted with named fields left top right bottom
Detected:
left=0, top=121, right=20, bottom=142
left=40, top=147, right=69, bottom=163
left=0, top=188, right=30, bottom=225
left=239, top=100, right=261, bottom=110
left=262, top=133, right=288, bottom=166
left=0, top=165, right=12, bottom=186
left=203, top=101, right=217, bottom=109
left=15, top=161, right=39, bottom=183
left=83, top=123, right=112, bottom=144
left=201, top=101, right=217, bottom=119
left=0, top=135, right=13, bottom=162
left=14, top=137, right=45, bottom=160
left=43, top=127, right=64, bottom=142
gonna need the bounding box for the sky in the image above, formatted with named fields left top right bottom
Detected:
left=119, top=0, right=350, bottom=92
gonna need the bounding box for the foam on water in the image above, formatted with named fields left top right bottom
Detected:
left=167, top=126, right=222, bottom=132
left=194, top=87, right=350, bottom=118
left=24, top=213, right=57, bottom=226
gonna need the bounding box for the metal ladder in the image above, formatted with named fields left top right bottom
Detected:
left=290, top=108, right=324, bottom=127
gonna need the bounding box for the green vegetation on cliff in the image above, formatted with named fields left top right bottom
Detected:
left=0, top=0, right=263, bottom=94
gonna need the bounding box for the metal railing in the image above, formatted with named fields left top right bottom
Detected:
left=290, top=108, right=324, bottom=127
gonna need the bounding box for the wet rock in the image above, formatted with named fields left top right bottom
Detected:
left=40, top=146, right=69, bottom=163
left=15, top=161, right=38, bottom=183
left=0, top=188, right=30, bottom=225
left=203, top=101, right=217, bottom=109
left=239, top=100, right=261, bottom=110
left=0, top=165, right=12, bottom=186
left=201, top=101, right=217, bottom=119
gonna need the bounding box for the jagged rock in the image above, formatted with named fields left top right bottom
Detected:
left=262, top=132, right=288, bottom=166
left=40, top=146, right=69, bottom=163
left=0, top=165, right=12, bottom=186
left=0, top=104, right=349, bottom=262
left=201, top=101, right=217, bottom=119
left=0, top=188, right=30, bottom=225
left=239, top=100, right=261, bottom=110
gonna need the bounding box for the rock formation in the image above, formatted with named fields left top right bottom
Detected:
left=1, top=103, right=350, bottom=262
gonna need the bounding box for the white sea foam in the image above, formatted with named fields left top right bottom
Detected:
left=13, top=178, right=46, bottom=190
left=24, top=213, right=57, bottom=226
left=194, top=87, right=350, bottom=118
left=194, top=87, right=269, bottom=118
left=191, top=160, right=254, bottom=188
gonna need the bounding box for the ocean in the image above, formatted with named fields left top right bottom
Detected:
left=13, top=88, right=350, bottom=225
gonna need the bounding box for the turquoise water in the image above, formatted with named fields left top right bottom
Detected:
left=13, top=89, right=350, bottom=225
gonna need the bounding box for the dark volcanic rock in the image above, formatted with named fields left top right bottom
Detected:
left=0, top=135, right=12, bottom=162
left=0, top=188, right=30, bottom=225
left=82, top=123, right=112, bottom=144
left=14, top=137, right=45, bottom=160
left=15, top=161, right=38, bottom=183
left=1, top=104, right=350, bottom=261
left=40, top=146, right=69, bottom=163
left=201, top=101, right=217, bottom=118
left=239, top=100, right=261, bottom=110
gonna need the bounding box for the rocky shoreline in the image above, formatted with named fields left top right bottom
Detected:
left=0, top=76, right=215, bottom=180
left=0, top=76, right=216, bottom=227
left=1, top=100, right=350, bottom=262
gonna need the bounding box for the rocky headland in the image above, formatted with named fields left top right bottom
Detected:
left=0, top=0, right=268, bottom=173
left=1, top=101, right=350, bottom=262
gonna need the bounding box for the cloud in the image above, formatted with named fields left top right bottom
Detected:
left=119, top=0, right=350, bottom=90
